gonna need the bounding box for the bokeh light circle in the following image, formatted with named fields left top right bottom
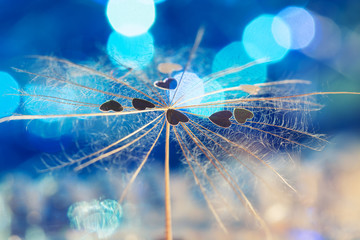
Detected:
left=242, top=15, right=291, bottom=62
left=0, top=72, right=20, bottom=117
left=212, top=41, right=267, bottom=87
left=107, top=31, right=154, bottom=69
left=106, top=0, right=156, bottom=37
left=277, top=6, right=315, bottom=49
left=301, top=14, right=342, bottom=60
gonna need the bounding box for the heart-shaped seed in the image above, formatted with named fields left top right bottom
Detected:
left=154, top=78, right=178, bottom=90
left=233, top=108, right=254, bottom=124
left=132, top=98, right=155, bottom=111
left=157, top=63, right=183, bottom=74
left=166, top=109, right=189, bottom=126
left=99, top=100, right=123, bottom=112
left=209, top=110, right=232, bottom=128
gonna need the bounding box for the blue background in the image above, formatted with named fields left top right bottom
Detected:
left=1, top=0, right=360, bottom=173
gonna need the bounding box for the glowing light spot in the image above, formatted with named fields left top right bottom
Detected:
left=67, top=199, right=122, bottom=239
left=107, top=31, right=154, bottom=69
left=243, top=15, right=291, bottom=62
left=277, top=6, right=315, bottom=49
left=154, top=0, right=166, bottom=3
left=265, top=203, right=288, bottom=223
left=106, top=0, right=155, bottom=37
left=212, top=41, right=267, bottom=88
left=170, top=72, right=224, bottom=116
left=0, top=72, right=20, bottom=117
left=290, top=229, right=324, bottom=240
left=301, top=14, right=341, bottom=60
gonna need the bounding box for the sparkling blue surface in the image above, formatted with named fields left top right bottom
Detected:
left=106, top=0, right=156, bottom=36
left=68, top=199, right=122, bottom=239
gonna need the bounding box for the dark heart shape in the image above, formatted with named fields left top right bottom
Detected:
left=132, top=98, right=155, bottom=111
left=166, top=109, right=189, bottom=126
left=233, top=108, right=254, bottom=124
left=209, top=110, right=233, bottom=128
left=154, top=77, right=178, bottom=90
left=99, top=100, right=123, bottom=112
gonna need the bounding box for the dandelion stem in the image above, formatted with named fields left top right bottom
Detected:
left=165, top=121, right=173, bottom=240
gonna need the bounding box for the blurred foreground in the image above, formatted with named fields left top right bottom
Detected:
left=1, top=134, right=359, bottom=240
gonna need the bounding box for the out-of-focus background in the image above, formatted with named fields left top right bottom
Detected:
left=0, top=0, right=360, bottom=239
left=1, top=0, right=360, bottom=172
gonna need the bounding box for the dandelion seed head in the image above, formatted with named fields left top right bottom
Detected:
left=4, top=26, right=358, bottom=240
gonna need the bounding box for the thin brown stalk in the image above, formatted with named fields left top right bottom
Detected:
left=164, top=121, right=172, bottom=240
